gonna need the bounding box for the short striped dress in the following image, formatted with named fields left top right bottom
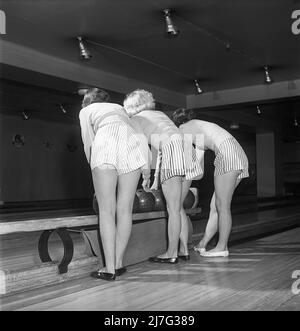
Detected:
left=160, top=134, right=185, bottom=183
left=91, top=116, right=145, bottom=174
left=130, top=111, right=186, bottom=183
left=79, top=103, right=146, bottom=175
left=214, top=138, right=249, bottom=180
left=183, top=144, right=204, bottom=181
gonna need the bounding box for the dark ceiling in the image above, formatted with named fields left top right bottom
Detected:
left=1, top=0, right=300, bottom=94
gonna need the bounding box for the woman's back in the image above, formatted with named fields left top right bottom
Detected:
left=180, top=119, right=233, bottom=153
left=132, top=110, right=180, bottom=148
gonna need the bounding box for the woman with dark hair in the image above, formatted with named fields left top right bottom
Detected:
left=172, top=108, right=249, bottom=258
left=79, top=88, right=150, bottom=280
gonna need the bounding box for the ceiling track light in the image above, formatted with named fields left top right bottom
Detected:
left=264, top=66, right=273, bottom=84
left=257, top=105, right=262, bottom=115
left=77, top=36, right=92, bottom=60
left=163, top=9, right=179, bottom=37
left=59, top=104, right=67, bottom=114
left=22, top=111, right=29, bottom=120
left=194, top=79, right=203, bottom=94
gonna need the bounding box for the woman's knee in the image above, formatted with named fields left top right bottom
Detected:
left=98, top=200, right=116, bottom=218
left=116, top=202, right=132, bottom=219
left=166, top=199, right=181, bottom=214
left=210, top=198, right=217, bottom=210
left=215, top=197, right=230, bottom=214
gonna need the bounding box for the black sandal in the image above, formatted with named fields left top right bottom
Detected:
left=149, top=256, right=178, bottom=264
left=178, top=254, right=190, bottom=261
left=115, top=267, right=127, bottom=276
left=91, top=270, right=116, bottom=281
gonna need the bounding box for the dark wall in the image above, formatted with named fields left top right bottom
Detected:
left=283, top=142, right=300, bottom=196
left=0, top=113, right=94, bottom=203
left=0, top=78, right=179, bottom=205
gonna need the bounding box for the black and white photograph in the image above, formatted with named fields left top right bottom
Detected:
left=0, top=0, right=300, bottom=314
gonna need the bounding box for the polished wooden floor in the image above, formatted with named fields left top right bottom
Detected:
left=1, top=226, right=300, bottom=311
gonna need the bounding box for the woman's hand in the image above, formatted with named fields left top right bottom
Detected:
left=142, top=169, right=151, bottom=192
left=150, top=177, right=159, bottom=191
left=142, top=177, right=151, bottom=192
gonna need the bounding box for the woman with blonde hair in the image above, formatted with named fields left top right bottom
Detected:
left=79, top=88, right=150, bottom=280
left=124, top=89, right=185, bottom=264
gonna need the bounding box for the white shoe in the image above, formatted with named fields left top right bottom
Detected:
left=200, top=250, right=229, bottom=258
left=193, top=246, right=206, bottom=254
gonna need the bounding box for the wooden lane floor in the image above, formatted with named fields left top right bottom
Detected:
left=1, top=205, right=300, bottom=273
left=1, top=225, right=300, bottom=311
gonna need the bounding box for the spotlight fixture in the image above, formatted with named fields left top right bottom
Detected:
left=256, top=105, right=262, bottom=115
left=22, top=111, right=29, bottom=120
left=59, top=104, right=67, bottom=114
left=77, top=36, right=92, bottom=60
left=163, top=9, right=179, bottom=37
left=194, top=79, right=203, bottom=94
left=294, top=116, right=299, bottom=127
left=264, top=66, right=273, bottom=84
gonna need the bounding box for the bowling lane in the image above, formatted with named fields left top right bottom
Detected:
left=3, top=226, right=300, bottom=311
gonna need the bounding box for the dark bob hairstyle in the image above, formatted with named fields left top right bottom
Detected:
left=172, top=108, right=194, bottom=127
left=82, top=88, right=111, bottom=108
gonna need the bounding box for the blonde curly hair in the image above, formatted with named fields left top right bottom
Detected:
left=123, top=89, right=156, bottom=117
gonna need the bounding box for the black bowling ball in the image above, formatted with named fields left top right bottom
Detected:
left=136, top=189, right=155, bottom=213
left=151, top=190, right=166, bottom=211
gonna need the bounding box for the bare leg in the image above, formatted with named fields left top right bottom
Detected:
left=92, top=166, right=117, bottom=274
left=195, top=193, right=218, bottom=250
left=115, top=169, right=141, bottom=269
left=179, top=179, right=192, bottom=255
left=207, top=172, right=241, bottom=253
left=159, top=176, right=182, bottom=258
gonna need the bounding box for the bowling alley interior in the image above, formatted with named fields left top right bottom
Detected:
left=0, top=0, right=300, bottom=312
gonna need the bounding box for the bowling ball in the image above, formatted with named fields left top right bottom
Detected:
left=136, top=189, right=155, bottom=213
left=151, top=189, right=166, bottom=211
left=183, top=188, right=199, bottom=209
left=93, top=194, right=99, bottom=214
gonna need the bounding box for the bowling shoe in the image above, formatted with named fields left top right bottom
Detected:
left=193, top=246, right=206, bottom=254
left=178, top=254, right=190, bottom=261
left=200, top=250, right=229, bottom=258
left=91, top=270, right=116, bottom=281
left=149, top=256, right=178, bottom=264
left=115, top=267, right=127, bottom=276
